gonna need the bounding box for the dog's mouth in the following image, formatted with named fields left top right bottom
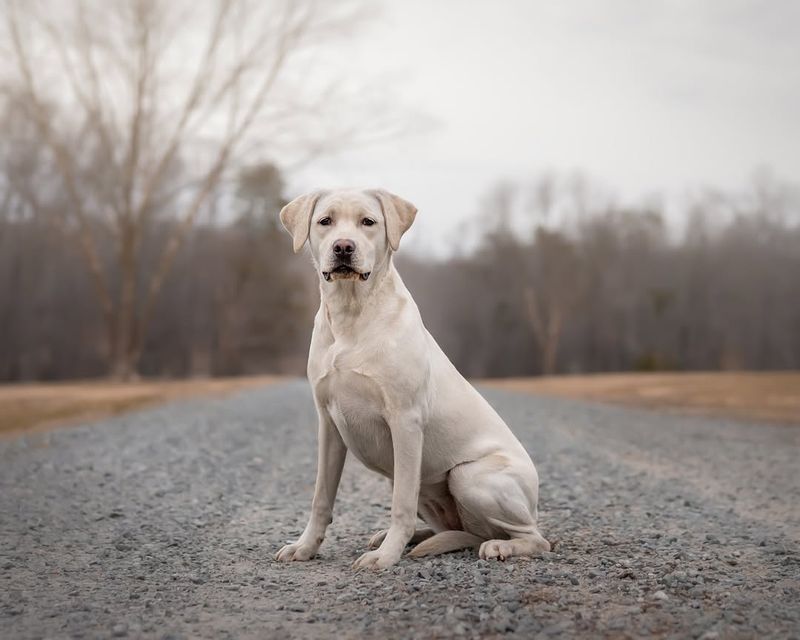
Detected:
left=322, top=265, right=371, bottom=282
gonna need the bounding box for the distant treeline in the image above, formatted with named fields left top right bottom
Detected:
left=402, top=174, right=800, bottom=377
left=0, top=163, right=317, bottom=381
left=2, top=1, right=796, bottom=382
left=1, top=171, right=799, bottom=381
left=0, top=0, right=396, bottom=381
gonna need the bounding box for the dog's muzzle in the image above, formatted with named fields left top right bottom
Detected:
left=322, top=262, right=371, bottom=282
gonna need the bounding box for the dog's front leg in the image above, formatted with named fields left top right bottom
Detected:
left=276, top=410, right=346, bottom=562
left=353, top=413, right=423, bottom=570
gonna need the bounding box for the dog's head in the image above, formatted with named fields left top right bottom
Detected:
left=279, top=189, right=417, bottom=283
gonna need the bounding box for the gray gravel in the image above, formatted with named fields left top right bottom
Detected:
left=1, top=379, right=798, bottom=639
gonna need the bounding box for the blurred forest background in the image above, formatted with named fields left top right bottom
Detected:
left=1, top=0, right=798, bottom=382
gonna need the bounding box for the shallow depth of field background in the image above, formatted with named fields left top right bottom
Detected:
left=3, top=7, right=799, bottom=639
left=1, top=0, right=798, bottom=396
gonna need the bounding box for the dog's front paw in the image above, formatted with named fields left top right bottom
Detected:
left=352, top=548, right=401, bottom=570
left=275, top=541, right=318, bottom=562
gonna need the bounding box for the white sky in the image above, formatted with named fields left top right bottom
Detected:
left=288, top=0, right=800, bottom=254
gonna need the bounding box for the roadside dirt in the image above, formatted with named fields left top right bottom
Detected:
left=481, top=371, right=800, bottom=425
left=0, top=376, right=282, bottom=437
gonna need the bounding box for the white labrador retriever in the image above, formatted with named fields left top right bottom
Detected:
left=275, top=189, right=550, bottom=570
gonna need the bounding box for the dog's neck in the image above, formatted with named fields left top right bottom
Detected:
left=318, top=255, right=405, bottom=339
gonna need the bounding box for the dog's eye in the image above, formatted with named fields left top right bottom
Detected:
left=362, top=218, right=376, bottom=227
left=318, top=217, right=332, bottom=226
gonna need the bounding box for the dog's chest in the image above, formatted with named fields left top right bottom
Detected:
left=316, top=369, right=394, bottom=477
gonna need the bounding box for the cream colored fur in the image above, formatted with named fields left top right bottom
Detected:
left=275, top=188, right=550, bottom=570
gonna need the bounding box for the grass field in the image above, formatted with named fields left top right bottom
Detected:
left=0, top=376, right=281, bottom=437
left=481, top=371, right=800, bottom=425
left=2, top=372, right=798, bottom=437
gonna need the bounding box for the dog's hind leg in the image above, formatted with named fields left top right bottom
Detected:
left=368, top=527, right=434, bottom=550
left=448, top=453, right=550, bottom=561
left=478, top=524, right=550, bottom=561
left=407, top=530, right=484, bottom=557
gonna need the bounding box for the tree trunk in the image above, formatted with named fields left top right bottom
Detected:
left=108, top=229, right=141, bottom=381
left=109, top=349, right=139, bottom=381
left=541, top=307, right=563, bottom=376
left=524, top=286, right=564, bottom=376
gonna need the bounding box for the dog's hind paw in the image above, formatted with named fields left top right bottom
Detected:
left=367, top=529, right=389, bottom=549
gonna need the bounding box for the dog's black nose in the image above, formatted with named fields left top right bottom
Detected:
left=333, top=239, right=355, bottom=257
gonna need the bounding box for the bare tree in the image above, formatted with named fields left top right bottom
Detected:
left=1, top=0, right=378, bottom=379
left=522, top=228, right=583, bottom=375
left=479, top=177, right=586, bottom=375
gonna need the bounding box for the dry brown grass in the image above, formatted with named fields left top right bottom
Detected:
left=0, top=376, right=283, bottom=437
left=481, top=371, right=800, bottom=425
left=5, top=371, right=797, bottom=438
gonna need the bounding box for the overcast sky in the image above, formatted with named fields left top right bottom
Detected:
left=288, top=0, right=800, bottom=254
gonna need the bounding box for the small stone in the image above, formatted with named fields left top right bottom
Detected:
left=112, top=623, right=127, bottom=637
left=652, top=590, right=668, bottom=601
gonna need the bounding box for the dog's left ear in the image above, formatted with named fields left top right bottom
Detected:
left=368, top=189, right=417, bottom=251
left=279, top=191, right=325, bottom=253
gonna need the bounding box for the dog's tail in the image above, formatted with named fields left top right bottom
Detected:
left=407, top=530, right=484, bottom=558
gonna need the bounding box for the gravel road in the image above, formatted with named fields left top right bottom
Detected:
left=2, top=379, right=798, bottom=639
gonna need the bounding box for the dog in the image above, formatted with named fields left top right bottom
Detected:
left=275, top=189, right=550, bottom=569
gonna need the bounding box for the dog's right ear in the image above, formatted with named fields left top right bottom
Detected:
left=279, top=191, right=325, bottom=253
